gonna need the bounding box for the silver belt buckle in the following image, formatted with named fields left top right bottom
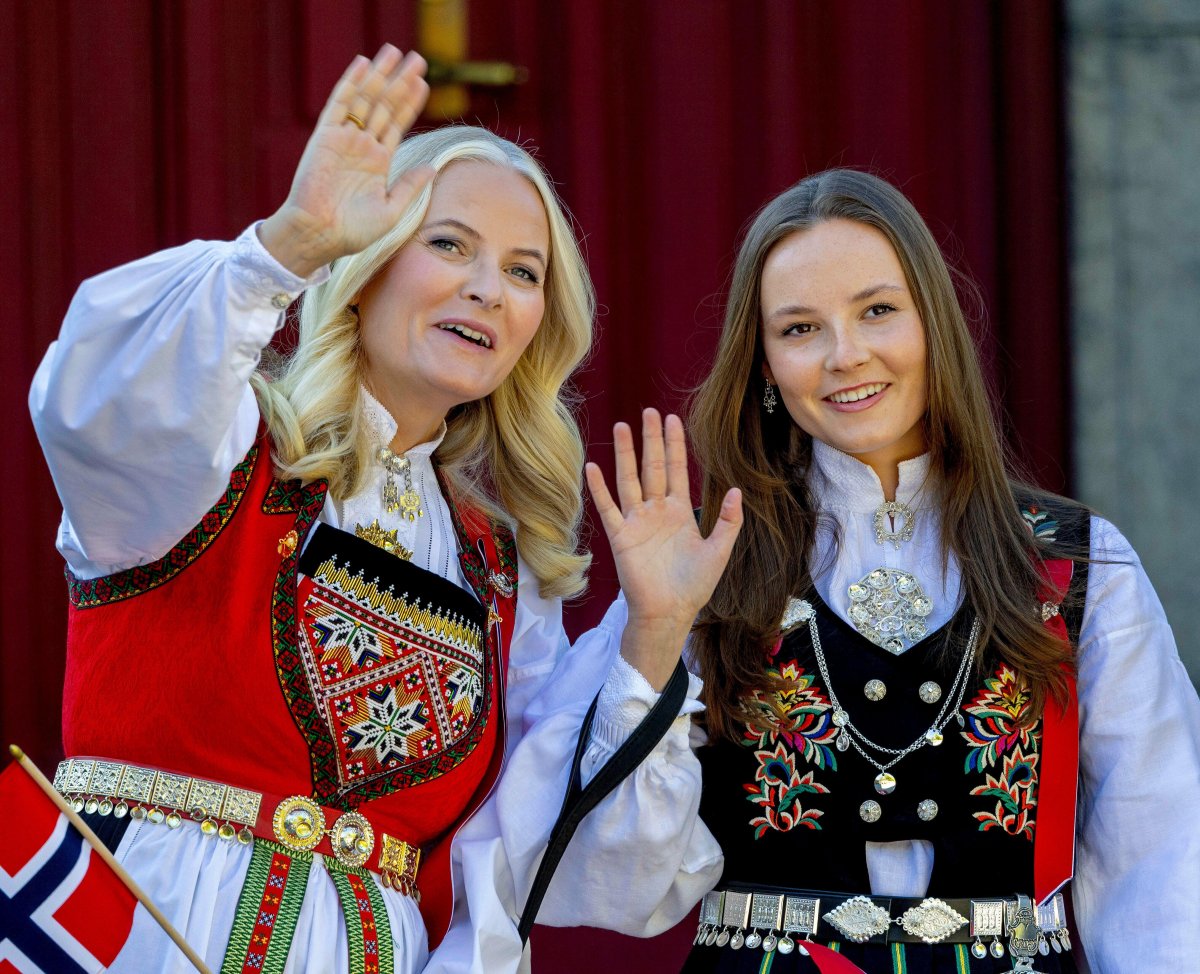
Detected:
left=898, top=897, right=969, bottom=944
left=822, top=895, right=892, bottom=943
left=1005, top=894, right=1044, bottom=973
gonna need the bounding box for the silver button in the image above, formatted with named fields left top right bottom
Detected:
left=919, top=681, right=942, bottom=704
left=271, top=293, right=292, bottom=310
left=859, top=800, right=882, bottom=823
left=918, top=799, right=939, bottom=821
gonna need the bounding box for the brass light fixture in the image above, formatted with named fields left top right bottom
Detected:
left=418, top=0, right=529, bottom=119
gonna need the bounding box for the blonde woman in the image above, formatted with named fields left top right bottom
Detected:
left=30, top=47, right=735, bottom=973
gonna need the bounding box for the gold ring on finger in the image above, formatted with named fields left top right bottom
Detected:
left=344, top=111, right=367, bottom=130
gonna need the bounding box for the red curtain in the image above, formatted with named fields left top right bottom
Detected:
left=1, top=1, right=1065, bottom=969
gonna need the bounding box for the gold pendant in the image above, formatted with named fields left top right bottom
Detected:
left=487, top=605, right=503, bottom=628
left=378, top=448, right=423, bottom=519
left=398, top=489, right=423, bottom=521
left=355, top=519, right=413, bottom=560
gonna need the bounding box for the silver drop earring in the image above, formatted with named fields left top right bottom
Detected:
left=763, top=378, right=777, bottom=414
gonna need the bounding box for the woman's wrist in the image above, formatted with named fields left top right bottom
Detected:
left=257, top=206, right=336, bottom=279
left=619, top=614, right=692, bottom=691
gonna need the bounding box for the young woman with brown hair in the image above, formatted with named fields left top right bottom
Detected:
left=582, top=168, right=1200, bottom=973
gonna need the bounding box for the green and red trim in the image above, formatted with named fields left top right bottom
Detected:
left=220, top=839, right=311, bottom=974
left=68, top=444, right=260, bottom=608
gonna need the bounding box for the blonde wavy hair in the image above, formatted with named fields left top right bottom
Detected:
left=252, top=126, right=594, bottom=599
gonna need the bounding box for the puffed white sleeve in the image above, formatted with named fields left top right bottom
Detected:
left=1071, top=516, right=1200, bottom=971
left=28, top=225, right=328, bottom=577
left=427, top=587, right=722, bottom=974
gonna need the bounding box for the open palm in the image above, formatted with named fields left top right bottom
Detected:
left=587, top=410, right=743, bottom=684
left=261, top=45, right=434, bottom=276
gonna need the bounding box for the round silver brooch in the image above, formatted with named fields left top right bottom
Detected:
left=847, top=568, right=934, bottom=653
left=864, top=679, right=887, bottom=702
left=918, top=680, right=942, bottom=704
left=859, top=800, right=882, bottom=823
left=917, top=799, right=939, bottom=822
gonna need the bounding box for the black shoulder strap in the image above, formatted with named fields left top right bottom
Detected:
left=517, top=657, right=690, bottom=944
left=1059, top=514, right=1091, bottom=647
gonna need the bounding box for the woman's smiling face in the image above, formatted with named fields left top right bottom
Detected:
left=760, top=218, right=929, bottom=477
left=357, top=159, right=550, bottom=436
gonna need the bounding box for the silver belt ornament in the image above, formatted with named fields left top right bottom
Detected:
left=695, top=888, right=1070, bottom=959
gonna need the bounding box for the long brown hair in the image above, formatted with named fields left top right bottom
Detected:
left=691, top=169, right=1079, bottom=742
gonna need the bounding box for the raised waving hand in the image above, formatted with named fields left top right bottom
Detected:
left=259, top=45, right=434, bottom=278
left=586, top=409, right=743, bottom=690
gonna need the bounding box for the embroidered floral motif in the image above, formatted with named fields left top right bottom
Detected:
left=742, top=660, right=839, bottom=768
left=745, top=742, right=831, bottom=837
left=969, top=749, right=1039, bottom=839
left=740, top=656, right=836, bottom=837
left=1021, top=505, right=1059, bottom=542
left=302, top=555, right=488, bottom=795
left=68, top=444, right=259, bottom=608
left=274, top=481, right=513, bottom=807
left=962, top=663, right=1041, bottom=839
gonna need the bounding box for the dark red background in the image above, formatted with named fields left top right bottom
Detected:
left=1, top=1, right=1067, bottom=969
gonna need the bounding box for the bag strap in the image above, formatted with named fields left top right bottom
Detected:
left=517, top=656, right=691, bottom=944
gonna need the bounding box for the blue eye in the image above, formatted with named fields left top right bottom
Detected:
left=430, top=237, right=461, bottom=253
left=511, top=266, right=540, bottom=284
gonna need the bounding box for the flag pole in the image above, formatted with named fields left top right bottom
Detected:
left=9, top=745, right=214, bottom=974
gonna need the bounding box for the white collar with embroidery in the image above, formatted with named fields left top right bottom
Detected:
left=360, top=386, right=447, bottom=459
left=807, top=438, right=936, bottom=515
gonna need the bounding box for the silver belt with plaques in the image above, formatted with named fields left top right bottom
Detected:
left=54, top=757, right=422, bottom=893
left=696, top=886, right=1070, bottom=970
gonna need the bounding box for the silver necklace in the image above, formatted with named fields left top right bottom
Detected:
left=788, top=598, right=979, bottom=795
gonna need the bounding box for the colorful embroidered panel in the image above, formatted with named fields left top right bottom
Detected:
left=739, top=649, right=836, bottom=837
left=1020, top=503, right=1060, bottom=542
left=962, top=663, right=1041, bottom=840
left=68, top=443, right=260, bottom=608
left=297, top=524, right=490, bottom=803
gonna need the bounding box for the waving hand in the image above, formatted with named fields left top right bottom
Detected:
left=259, top=45, right=434, bottom=277
left=586, top=409, right=743, bottom=689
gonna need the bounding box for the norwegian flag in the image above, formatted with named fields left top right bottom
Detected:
left=0, top=758, right=137, bottom=973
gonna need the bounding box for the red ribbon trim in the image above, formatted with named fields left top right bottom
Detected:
left=805, top=941, right=868, bottom=973
left=1033, top=557, right=1079, bottom=904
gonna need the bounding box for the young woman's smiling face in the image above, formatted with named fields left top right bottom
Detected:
left=760, top=218, right=929, bottom=480
left=357, top=159, right=550, bottom=440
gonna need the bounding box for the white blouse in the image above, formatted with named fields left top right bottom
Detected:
left=29, top=225, right=720, bottom=974
left=498, top=417, right=1200, bottom=972
left=30, top=223, right=1200, bottom=973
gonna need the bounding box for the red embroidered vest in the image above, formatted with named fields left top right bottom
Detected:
left=63, top=434, right=518, bottom=945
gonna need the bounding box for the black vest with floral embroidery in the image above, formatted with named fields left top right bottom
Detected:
left=696, top=498, right=1089, bottom=903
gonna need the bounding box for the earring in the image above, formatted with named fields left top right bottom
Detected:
left=763, top=378, right=777, bottom=414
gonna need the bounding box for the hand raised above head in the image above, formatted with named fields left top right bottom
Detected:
left=586, top=409, right=743, bottom=690
left=259, top=45, right=436, bottom=278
